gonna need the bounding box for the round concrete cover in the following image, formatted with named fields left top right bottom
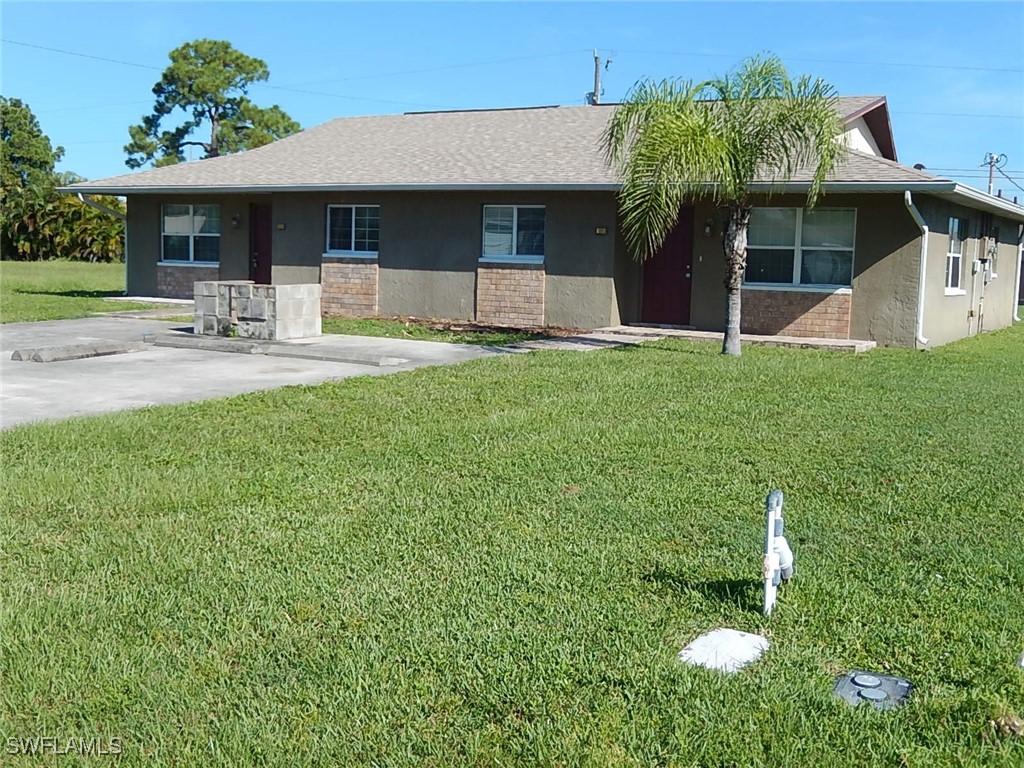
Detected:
left=853, top=674, right=882, bottom=688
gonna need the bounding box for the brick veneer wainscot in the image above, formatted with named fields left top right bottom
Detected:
left=475, top=262, right=545, bottom=326
left=742, top=290, right=851, bottom=338
left=321, top=258, right=378, bottom=317
left=157, top=264, right=219, bottom=299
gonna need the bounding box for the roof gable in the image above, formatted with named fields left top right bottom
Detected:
left=839, top=96, right=897, bottom=161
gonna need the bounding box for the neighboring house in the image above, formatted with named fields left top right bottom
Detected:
left=64, top=97, right=1024, bottom=348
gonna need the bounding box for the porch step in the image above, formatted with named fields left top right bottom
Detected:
left=598, top=326, right=877, bottom=353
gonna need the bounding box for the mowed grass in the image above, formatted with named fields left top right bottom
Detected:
left=0, top=261, right=158, bottom=322
left=322, top=316, right=548, bottom=346
left=2, top=329, right=1024, bottom=766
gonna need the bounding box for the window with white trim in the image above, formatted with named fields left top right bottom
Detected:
left=745, top=208, right=855, bottom=288
left=482, top=205, right=545, bottom=262
left=161, top=204, right=220, bottom=263
left=945, top=216, right=966, bottom=291
left=326, top=205, right=380, bottom=255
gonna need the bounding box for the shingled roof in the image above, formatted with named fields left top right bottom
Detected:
left=60, top=98, right=1024, bottom=220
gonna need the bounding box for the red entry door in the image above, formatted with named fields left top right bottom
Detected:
left=249, top=204, right=273, bottom=284
left=640, top=208, right=694, bottom=325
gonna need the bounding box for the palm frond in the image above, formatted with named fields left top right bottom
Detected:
left=605, top=54, right=844, bottom=260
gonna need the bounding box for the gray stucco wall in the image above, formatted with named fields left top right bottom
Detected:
left=681, top=193, right=922, bottom=346
left=125, top=194, right=265, bottom=295
left=124, top=189, right=1020, bottom=343
left=917, top=198, right=1021, bottom=347
left=129, top=189, right=622, bottom=328
left=267, top=190, right=619, bottom=326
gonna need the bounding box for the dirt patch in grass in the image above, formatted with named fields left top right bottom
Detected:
left=388, top=316, right=581, bottom=337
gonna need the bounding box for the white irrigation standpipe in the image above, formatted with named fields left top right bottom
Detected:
left=763, top=490, right=794, bottom=616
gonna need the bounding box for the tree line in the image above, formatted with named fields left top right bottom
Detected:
left=2, top=39, right=299, bottom=262
left=1, top=96, right=126, bottom=262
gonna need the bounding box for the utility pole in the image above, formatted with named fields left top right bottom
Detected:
left=586, top=50, right=612, bottom=105
left=983, top=152, right=1007, bottom=195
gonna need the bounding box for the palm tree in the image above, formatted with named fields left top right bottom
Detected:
left=604, top=55, right=844, bottom=356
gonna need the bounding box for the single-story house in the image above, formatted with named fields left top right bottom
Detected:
left=64, top=96, right=1024, bottom=348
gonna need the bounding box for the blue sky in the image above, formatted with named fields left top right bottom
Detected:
left=3, top=1, right=1023, bottom=194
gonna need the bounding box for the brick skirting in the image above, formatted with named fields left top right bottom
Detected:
left=321, top=258, right=379, bottom=317
left=741, top=290, right=851, bottom=338
left=157, top=264, right=219, bottom=299
left=475, top=262, right=545, bottom=326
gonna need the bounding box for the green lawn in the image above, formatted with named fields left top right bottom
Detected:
left=322, top=316, right=549, bottom=346
left=2, top=329, right=1023, bottom=765
left=0, top=261, right=159, bottom=323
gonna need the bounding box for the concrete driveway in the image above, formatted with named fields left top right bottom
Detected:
left=0, top=317, right=493, bottom=430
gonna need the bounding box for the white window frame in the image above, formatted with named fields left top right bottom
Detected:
left=743, top=207, right=856, bottom=292
left=480, top=205, right=546, bottom=264
left=945, top=216, right=967, bottom=295
left=159, top=204, right=220, bottom=265
left=324, top=204, right=380, bottom=259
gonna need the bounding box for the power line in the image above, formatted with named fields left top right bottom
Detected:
left=267, top=50, right=588, bottom=89
left=614, top=47, right=1024, bottom=73
left=258, top=83, right=453, bottom=110
left=36, top=101, right=152, bottom=114
left=1, top=38, right=161, bottom=70
left=2, top=37, right=456, bottom=111
left=9, top=36, right=1023, bottom=119
left=996, top=166, right=1024, bottom=193
left=893, top=111, right=1024, bottom=119
left=928, top=168, right=1024, bottom=173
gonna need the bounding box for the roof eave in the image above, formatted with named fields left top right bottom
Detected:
left=752, top=181, right=1024, bottom=220
left=63, top=180, right=1024, bottom=221
left=751, top=181, right=957, bottom=193
left=59, top=182, right=624, bottom=195
left=937, top=184, right=1024, bottom=221
left=62, top=180, right=955, bottom=196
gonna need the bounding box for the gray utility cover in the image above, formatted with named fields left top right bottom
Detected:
left=834, top=670, right=913, bottom=710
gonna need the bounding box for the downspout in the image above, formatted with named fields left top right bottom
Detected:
left=903, top=191, right=929, bottom=347
left=1015, top=223, right=1023, bottom=322
left=77, top=193, right=126, bottom=221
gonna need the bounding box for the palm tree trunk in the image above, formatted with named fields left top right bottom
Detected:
left=722, top=203, right=752, bottom=356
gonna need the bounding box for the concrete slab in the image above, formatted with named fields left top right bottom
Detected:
left=678, top=628, right=770, bottom=673
left=152, top=331, right=411, bottom=367
left=0, top=317, right=495, bottom=430
left=1, top=316, right=186, bottom=353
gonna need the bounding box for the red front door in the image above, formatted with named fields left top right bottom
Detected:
left=249, top=204, right=273, bottom=284
left=640, top=208, right=694, bottom=325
